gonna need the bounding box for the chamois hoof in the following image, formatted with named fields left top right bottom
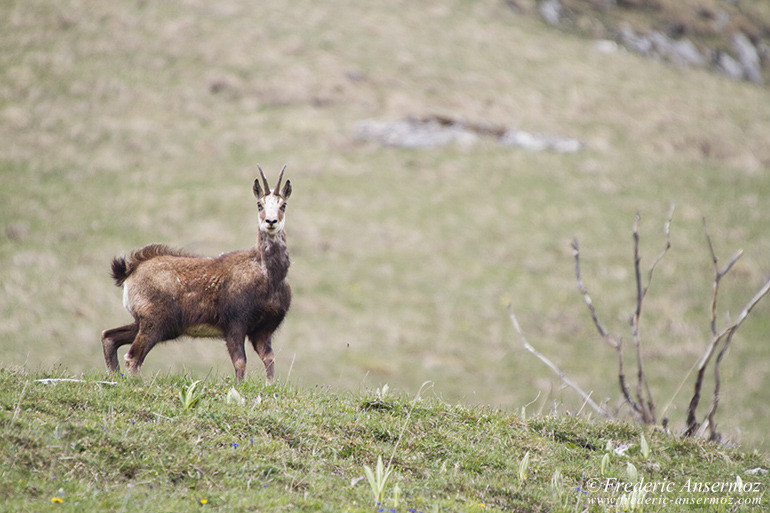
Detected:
left=123, top=357, right=141, bottom=377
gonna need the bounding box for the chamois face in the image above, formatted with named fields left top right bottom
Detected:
left=253, top=166, right=292, bottom=237
left=257, top=192, right=288, bottom=236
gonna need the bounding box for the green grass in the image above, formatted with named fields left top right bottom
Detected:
left=1, top=368, right=768, bottom=512
left=1, top=0, right=769, bottom=459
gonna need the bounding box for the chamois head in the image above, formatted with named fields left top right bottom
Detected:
left=254, top=165, right=292, bottom=237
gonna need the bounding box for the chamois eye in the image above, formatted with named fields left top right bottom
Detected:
left=280, top=204, right=286, bottom=211
left=257, top=203, right=264, bottom=211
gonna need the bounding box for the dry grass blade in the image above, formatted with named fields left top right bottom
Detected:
left=571, top=237, right=617, bottom=348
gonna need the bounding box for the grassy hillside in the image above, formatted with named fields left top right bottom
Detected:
left=1, top=0, right=769, bottom=456
left=1, top=369, right=768, bottom=512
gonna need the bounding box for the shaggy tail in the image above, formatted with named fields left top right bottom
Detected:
left=110, top=256, right=130, bottom=286
left=110, top=243, right=195, bottom=287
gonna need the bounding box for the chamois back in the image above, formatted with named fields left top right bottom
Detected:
left=110, top=244, right=196, bottom=286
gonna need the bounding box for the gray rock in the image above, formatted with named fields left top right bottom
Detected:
left=594, top=39, right=619, bottom=54
left=732, top=32, right=763, bottom=84
left=647, top=31, right=670, bottom=60
left=649, top=31, right=707, bottom=68
left=355, top=119, right=477, bottom=149
left=670, top=38, right=708, bottom=68
left=717, top=51, right=745, bottom=81
left=356, top=117, right=582, bottom=153
left=499, top=129, right=582, bottom=153
left=618, top=23, right=652, bottom=56
left=539, top=0, right=561, bottom=27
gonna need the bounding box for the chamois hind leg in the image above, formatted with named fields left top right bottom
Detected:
left=102, top=323, right=139, bottom=373
left=124, top=322, right=164, bottom=377
left=225, top=329, right=248, bottom=382
left=249, top=332, right=275, bottom=383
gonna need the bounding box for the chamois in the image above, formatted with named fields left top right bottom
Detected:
left=101, top=166, right=292, bottom=382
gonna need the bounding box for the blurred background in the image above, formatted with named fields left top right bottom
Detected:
left=1, top=0, right=768, bottom=452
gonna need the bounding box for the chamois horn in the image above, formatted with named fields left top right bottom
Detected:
left=274, top=165, right=287, bottom=196
left=257, top=165, right=271, bottom=196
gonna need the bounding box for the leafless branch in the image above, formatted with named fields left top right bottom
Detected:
left=702, top=277, right=770, bottom=440
left=507, top=304, right=612, bottom=420
left=704, top=218, right=743, bottom=338
left=631, top=213, right=645, bottom=412
left=571, top=237, right=618, bottom=349
left=685, top=221, right=739, bottom=435
left=637, top=205, right=673, bottom=419
left=630, top=212, right=661, bottom=424
left=644, top=205, right=674, bottom=299
left=685, top=220, right=769, bottom=438
left=571, top=237, right=643, bottom=420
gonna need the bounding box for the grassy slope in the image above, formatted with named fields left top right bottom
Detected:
left=1, top=369, right=768, bottom=512
left=1, top=0, right=769, bottom=455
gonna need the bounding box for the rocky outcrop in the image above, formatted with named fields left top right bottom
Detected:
left=731, top=32, right=763, bottom=84
left=616, top=23, right=762, bottom=84
left=356, top=116, right=582, bottom=152
left=527, top=0, right=767, bottom=85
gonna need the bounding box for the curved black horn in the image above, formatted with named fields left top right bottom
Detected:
left=273, top=164, right=287, bottom=196
left=257, top=165, right=270, bottom=196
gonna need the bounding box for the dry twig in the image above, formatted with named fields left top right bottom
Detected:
left=629, top=209, right=673, bottom=423
left=685, top=220, right=770, bottom=438
left=507, top=305, right=612, bottom=419
left=571, top=237, right=643, bottom=422
left=571, top=208, right=673, bottom=425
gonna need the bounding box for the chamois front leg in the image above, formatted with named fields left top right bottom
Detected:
left=225, top=330, right=248, bottom=382
left=102, top=323, right=139, bottom=373
left=249, top=332, right=275, bottom=383
left=124, top=323, right=163, bottom=377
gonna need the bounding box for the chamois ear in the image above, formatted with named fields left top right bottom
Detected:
left=253, top=177, right=263, bottom=198
left=281, top=179, right=292, bottom=199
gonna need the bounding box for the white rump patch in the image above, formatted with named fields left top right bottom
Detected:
left=122, top=286, right=131, bottom=313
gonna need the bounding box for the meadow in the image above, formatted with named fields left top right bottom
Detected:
left=1, top=369, right=768, bottom=511
left=1, top=0, right=769, bottom=460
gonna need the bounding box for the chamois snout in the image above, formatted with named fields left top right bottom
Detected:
left=257, top=196, right=287, bottom=236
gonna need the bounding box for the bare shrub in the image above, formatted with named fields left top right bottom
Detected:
left=510, top=207, right=770, bottom=441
